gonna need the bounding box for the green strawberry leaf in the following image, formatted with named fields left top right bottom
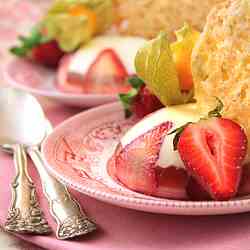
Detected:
left=128, top=76, right=144, bottom=89
left=9, top=46, right=27, bottom=57
left=119, top=76, right=145, bottom=118
left=168, top=123, right=192, bottom=150
left=119, top=88, right=139, bottom=118
left=9, top=25, right=47, bottom=57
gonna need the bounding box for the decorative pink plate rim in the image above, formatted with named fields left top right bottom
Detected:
left=42, top=102, right=250, bottom=215
left=3, top=58, right=117, bottom=102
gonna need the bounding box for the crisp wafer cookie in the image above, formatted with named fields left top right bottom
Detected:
left=114, top=0, right=223, bottom=40
left=192, top=0, right=250, bottom=155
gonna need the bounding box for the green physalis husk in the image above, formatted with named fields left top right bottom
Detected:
left=135, top=32, right=193, bottom=106
left=42, top=0, right=113, bottom=52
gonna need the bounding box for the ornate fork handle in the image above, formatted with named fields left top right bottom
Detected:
left=27, top=146, right=96, bottom=240
left=4, top=144, right=51, bottom=234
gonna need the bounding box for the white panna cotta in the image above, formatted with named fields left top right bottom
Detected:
left=121, top=104, right=200, bottom=169
left=68, top=35, right=147, bottom=76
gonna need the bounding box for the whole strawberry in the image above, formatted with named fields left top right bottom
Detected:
left=10, top=27, right=65, bottom=68
left=119, top=76, right=164, bottom=118
left=30, top=40, right=64, bottom=68
left=132, top=85, right=164, bottom=118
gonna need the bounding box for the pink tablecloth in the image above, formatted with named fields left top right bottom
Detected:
left=1, top=1, right=250, bottom=250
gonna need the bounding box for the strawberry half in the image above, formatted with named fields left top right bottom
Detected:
left=84, top=48, right=129, bottom=92
left=177, top=117, right=247, bottom=200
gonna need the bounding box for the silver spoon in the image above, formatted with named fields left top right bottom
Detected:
left=0, top=88, right=51, bottom=234
left=0, top=88, right=96, bottom=239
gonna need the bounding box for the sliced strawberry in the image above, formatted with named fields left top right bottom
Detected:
left=177, top=118, right=247, bottom=200
left=132, top=85, right=164, bottom=118
left=155, top=166, right=188, bottom=199
left=186, top=177, right=211, bottom=201
left=84, top=48, right=129, bottom=93
left=107, top=143, right=122, bottom=182
left=115, top=122, right=172, bottom=195
left=238, top=163, right=250, bottom=196
left=31, top=40, right=65, bottom=68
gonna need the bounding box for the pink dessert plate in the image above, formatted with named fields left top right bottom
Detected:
left=42, top=102, right=250, bottom=215
left=3, top=58, right=119, bottom=108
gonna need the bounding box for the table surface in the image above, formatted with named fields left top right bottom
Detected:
left=0, top=1, right=51, bottom=249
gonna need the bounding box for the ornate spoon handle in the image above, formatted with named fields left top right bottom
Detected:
left=4, top=144, right=51, bottom=234
left=28, top=146, right=96, bottom=240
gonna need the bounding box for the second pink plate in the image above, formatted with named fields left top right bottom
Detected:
left=42, top=102, right=250, bottom=215
left=4, top=58, right=118, bottom=107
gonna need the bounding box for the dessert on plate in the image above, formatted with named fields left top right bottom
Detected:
left=10, top=0, right=224, bottom=95
left=57, top=35, right=146, bottom=94
left=111, top=0, right=250, bottom=201
left=10, top=0, right=146, bottom=94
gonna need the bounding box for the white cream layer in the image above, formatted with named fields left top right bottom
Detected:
left=121, top=104, right=200, bottom=169
left=68, top=35, right=147, bottom=76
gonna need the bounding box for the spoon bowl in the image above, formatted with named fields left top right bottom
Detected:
left=0, top=87, right=51, bottom=234
left=0, top=87, right=46, bottom=147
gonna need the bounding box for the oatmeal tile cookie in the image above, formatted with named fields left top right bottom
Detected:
left=192, top=0, right=250, bottom=154
left=114, top=0, right=223, bottom=40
